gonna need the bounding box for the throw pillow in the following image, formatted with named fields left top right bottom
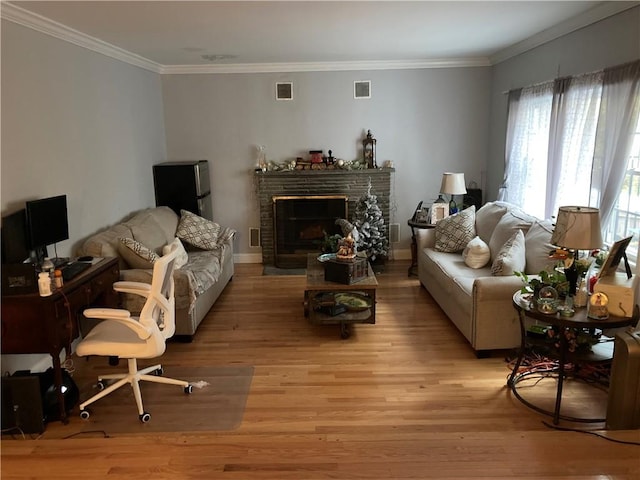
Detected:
left=434, top=206, right=476, bottom=253
left=488, top=209, right=536, bottom=262
left=462, top=236, right=491, bottom=269
left=491, top=230, right=526, bottom=276
left=524, top=220, right=556, bottom=274
left=176, top=210, right=223, bottom=250
left=162, top=237, right=189, bottom=269
left=475, top=202, right=508, bottom=246
left=117, top=237, right=159, bottom=269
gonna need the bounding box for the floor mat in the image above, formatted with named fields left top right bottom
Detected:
left=42, top=365, right=254, bottom=438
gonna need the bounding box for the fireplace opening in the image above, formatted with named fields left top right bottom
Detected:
left=273, top=195, right=348, bottom=268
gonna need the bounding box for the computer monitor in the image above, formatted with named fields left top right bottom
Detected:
left=1, top=208, right=31, bottom=264
left=25, top=195, right=69, bottom=265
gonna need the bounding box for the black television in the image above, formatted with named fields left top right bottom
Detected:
left=25, top=195, right=69, bottom=265
left=1, top=208, right=31, bottom=264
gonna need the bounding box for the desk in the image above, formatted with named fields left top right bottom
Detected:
left=1, top=258, right=119, bottom=423
left=508, top=291, right=638, bottom=424
left=407, top=219, right=435, bottom=277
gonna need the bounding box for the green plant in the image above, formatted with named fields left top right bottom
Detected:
left=514, top=269, right=569, bottom=297
left=319, top=232, right=341, bottom=253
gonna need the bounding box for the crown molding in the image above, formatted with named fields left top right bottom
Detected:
left=3, top=1, right=635, bottom=74
left=490, top=1, right=640, bottom=65
left=1, top=2, right=163, bottom=73
left=160, top=57, right=491, bottom=75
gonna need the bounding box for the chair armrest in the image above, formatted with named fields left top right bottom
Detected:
left=82, top=308, right=151, bottom=340
left=83, top=307, right=132, bottom=319
left=113, top=281, right=152, bottom=297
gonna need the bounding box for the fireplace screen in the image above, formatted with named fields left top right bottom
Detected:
left=273, top=195, right=348, bottom=268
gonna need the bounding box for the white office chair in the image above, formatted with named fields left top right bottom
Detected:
left=76, top=241, right=192, bottom=422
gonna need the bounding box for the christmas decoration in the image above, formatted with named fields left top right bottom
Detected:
left=353, top=179, right=389, bottom=263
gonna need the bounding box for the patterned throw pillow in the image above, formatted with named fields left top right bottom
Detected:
left=118, top=237, right=159, bottom=269
left=491, top=229, right=526, bottom=276
left=462, top=236, right=491, bottom=269
left=176, top=210, right=223, bottom=250
left=434, top=206, right=476, bottom=253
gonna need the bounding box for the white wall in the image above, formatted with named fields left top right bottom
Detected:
left=1, top=20, right=167, bottom=373
left=161, top=68, right=491, bottom=258
left=485, top=6, right=640, bottom=203
left=1, top=20, right=167, bottom=256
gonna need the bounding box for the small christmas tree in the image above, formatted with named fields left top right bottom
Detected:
left=353, top=180, right=389, bottom=262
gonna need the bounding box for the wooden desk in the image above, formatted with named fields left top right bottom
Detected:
left=1, top=257, right=119, bottom=423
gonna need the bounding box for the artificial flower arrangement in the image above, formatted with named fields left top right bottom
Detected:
left=514, top=248, right=609, bottom=353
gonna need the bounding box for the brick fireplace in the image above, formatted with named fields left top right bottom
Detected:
left=255, top=169, right=394, bottom=267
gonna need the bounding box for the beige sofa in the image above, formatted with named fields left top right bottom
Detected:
left=77, top=206, right=234, bottom=339
left=417, top=201, right=556, bottom=357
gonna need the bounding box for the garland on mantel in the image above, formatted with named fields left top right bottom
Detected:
left=255, top=158, right=373, bottom=172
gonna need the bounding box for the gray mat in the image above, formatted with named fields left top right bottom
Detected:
left=263, top=266, right=306, bottom=275
left=43, top=365, right=254, bottom=437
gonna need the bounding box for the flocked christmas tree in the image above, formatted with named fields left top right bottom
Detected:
left=353, top=179, right=389, bottom=262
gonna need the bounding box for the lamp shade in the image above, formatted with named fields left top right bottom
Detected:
left=551, top=206, right=603, bottom=250
left=440, top=173, right=467, bottom=195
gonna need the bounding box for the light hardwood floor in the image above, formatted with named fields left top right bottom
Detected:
left=2, top=261, right=639, bottom=479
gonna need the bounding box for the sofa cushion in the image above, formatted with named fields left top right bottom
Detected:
left=491, top=230, right=526, bottom=276
left=463, top=236, right=491, bottom=269
left=162, top=237, right=189, bottom=269
left=488, top=208, right=536, bottom=261
left=176, top=210, right=223, bottom=250
left=475, top=202, right=508, bottom=245
left=435, top=206, right=476, bottom=253
left=117, top=237, right=159, bottom=269
left=525, top=220, right=556, bottom=274
left=125, top=213, right=169, bottom=254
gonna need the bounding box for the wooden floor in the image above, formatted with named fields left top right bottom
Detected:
left=2, top=261, right=639, bottom=479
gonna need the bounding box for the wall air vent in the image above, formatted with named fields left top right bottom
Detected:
left=354, top=80, right=371, bottom=99
left=250, top=228, right=261, bottom=248
left=276, top=82, right=293, bottom=101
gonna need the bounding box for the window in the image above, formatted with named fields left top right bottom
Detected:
left=502, top=60, right=640, bottom=265
left=603, top=116, right=640, bottom=262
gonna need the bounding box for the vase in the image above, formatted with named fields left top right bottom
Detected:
left=564, top=263, right=579, bottom=296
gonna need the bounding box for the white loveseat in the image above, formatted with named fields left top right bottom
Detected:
left=417, top=201, right=556, bottom=357
left=77, top=207, right=234, bottom=339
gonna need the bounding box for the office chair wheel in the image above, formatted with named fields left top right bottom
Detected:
left=139, top=412, right=151, bottom=423
left=154, top=367, right=164, bottom=376
left=184, top=385, right=193, bottom=394
left=80, top=409, right=91, bottom=420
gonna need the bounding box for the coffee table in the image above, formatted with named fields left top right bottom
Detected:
left=304, top=253, right=378, bottom=338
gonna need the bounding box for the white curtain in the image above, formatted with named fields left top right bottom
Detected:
left=500, top=82, right=553, bottom=218
left=590, top=60, right=640, bottom=229
left=546, top=72, right=603, bottom=219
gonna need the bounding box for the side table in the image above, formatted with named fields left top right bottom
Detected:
left=407, top=219, right=435, bottom=277
left=508, top=291, right=638, bottom=424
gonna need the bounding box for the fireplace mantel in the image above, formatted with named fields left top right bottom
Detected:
left=255, top=168, right=394, bottom=266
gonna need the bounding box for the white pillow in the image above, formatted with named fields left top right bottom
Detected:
left=434, top=206, right=476, bottom=253
left=491, top=230, right=526, bottom=276
left=117, top=237, right=159, bottom=269
left=463, top=236, right=491, bottom=269
left=162, top=237, right=189, bottom=269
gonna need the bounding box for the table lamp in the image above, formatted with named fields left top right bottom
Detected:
left=550, top=206, right=602, bottom=296
left=440, top=173, right=467, bottom=214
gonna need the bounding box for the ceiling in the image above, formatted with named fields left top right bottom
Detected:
left=3, top=1, right=638, bottom=73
